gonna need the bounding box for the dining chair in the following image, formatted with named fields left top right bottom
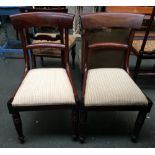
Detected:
left=79, top=12, right=153, bottom=143
left=22, top=7, right=76, bottom=69
left=132, top=7, right=155, bottom=81
left=7, top=12, right=79, bottom=143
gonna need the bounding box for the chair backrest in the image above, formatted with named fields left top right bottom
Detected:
left=10, top=12, right=74, bottom=72
left=80, top=13, right=144, bottom=73
left=20, top=7, right=68, bottom=47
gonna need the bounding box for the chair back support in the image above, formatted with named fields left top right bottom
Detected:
left=81, top=13, right=144, bottom=29
left=80, top=13, right=145, bottom=73
left=10, top=12, right=74, bottom=72
left=11, top=12, right=73, bottom=29
left=80, top=29, right=130, bottom=70
left=20, top=7, right=68, bottom=53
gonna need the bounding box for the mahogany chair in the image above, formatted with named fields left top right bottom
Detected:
left=79, top=13, right=153, bottom=143
left=23, top=7, right=76, bottom=69
left=7, top=12, right=79, bottom=143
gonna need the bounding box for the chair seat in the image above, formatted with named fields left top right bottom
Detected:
left=32, top=33, right=76, bottom=56
left=12, top=68, right=75, bottom=107
left=132, top=39, right=155, bottom=53
left=84, top=68, right=148, bottom=107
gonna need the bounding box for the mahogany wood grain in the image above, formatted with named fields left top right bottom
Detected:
left=88, top=42, right=128, bottom=50
left=81, top=13, right=145, bottom=29
left=11, top=12, right=74, bottom=29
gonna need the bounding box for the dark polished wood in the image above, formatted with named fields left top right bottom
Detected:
left=131, top=110, right=148, bottom=142
left=79, top=12, right=153, bottom=143
left=12, top=112, right=25, bottom=143
left=8, top=12, right=79, bottom=143
left=11, top=12, right=74, bottom=29
left=72, top=107, right=79, bottom=141
left=80, top=13, right=144, bottom=29
left=88, top=42, right=128, bottom=50
left=79, top=107, right=87, bottom=143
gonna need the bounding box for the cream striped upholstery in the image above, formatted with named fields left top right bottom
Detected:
left=12, top=68, right=75, bottom=107
left=84, top=68, right=148, bottom=106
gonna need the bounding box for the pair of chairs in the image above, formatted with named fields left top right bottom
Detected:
left=7, top=12, right=153, bottom=144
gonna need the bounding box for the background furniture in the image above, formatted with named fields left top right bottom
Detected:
left=79, top=12, right=153, bottom=143
left=8, top=12, right=79, bottom=143
left=23, top=7, right=76, bottom=69
left=105, top=6, right=155, bottom=80
left=106, top=6, right=153, bottom=14
left=0, top=6, right=31, bottom=59
left=132, top=7, right=155, bottom=81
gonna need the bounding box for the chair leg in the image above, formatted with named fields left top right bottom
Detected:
left=72, top=107, right=79, bottom=141
left=16, top=30, right=19, bottom=40
left=61, top=50, right=65, bottom=68
left=131, top=110, right=148, bottom=142
left=12, top=112, right=25, bottom=143
left=71, top=45, right=76, bottom=69
left=40, top=56, right=44, bottom=67
left=31, top=55, right=37, bottom=69
left=133, top=56, right=142, bottom=82
left=79, top=109, right=87, bottom=143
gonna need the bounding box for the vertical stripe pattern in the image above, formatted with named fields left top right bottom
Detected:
left=85, top=68, right=148, bottom=106
left=12, top=68, right=75, bottom=107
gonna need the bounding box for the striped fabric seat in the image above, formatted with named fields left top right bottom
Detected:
left=12, top=68, right=75, bottom=107
left=84, top=68, right=148, bottom=107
